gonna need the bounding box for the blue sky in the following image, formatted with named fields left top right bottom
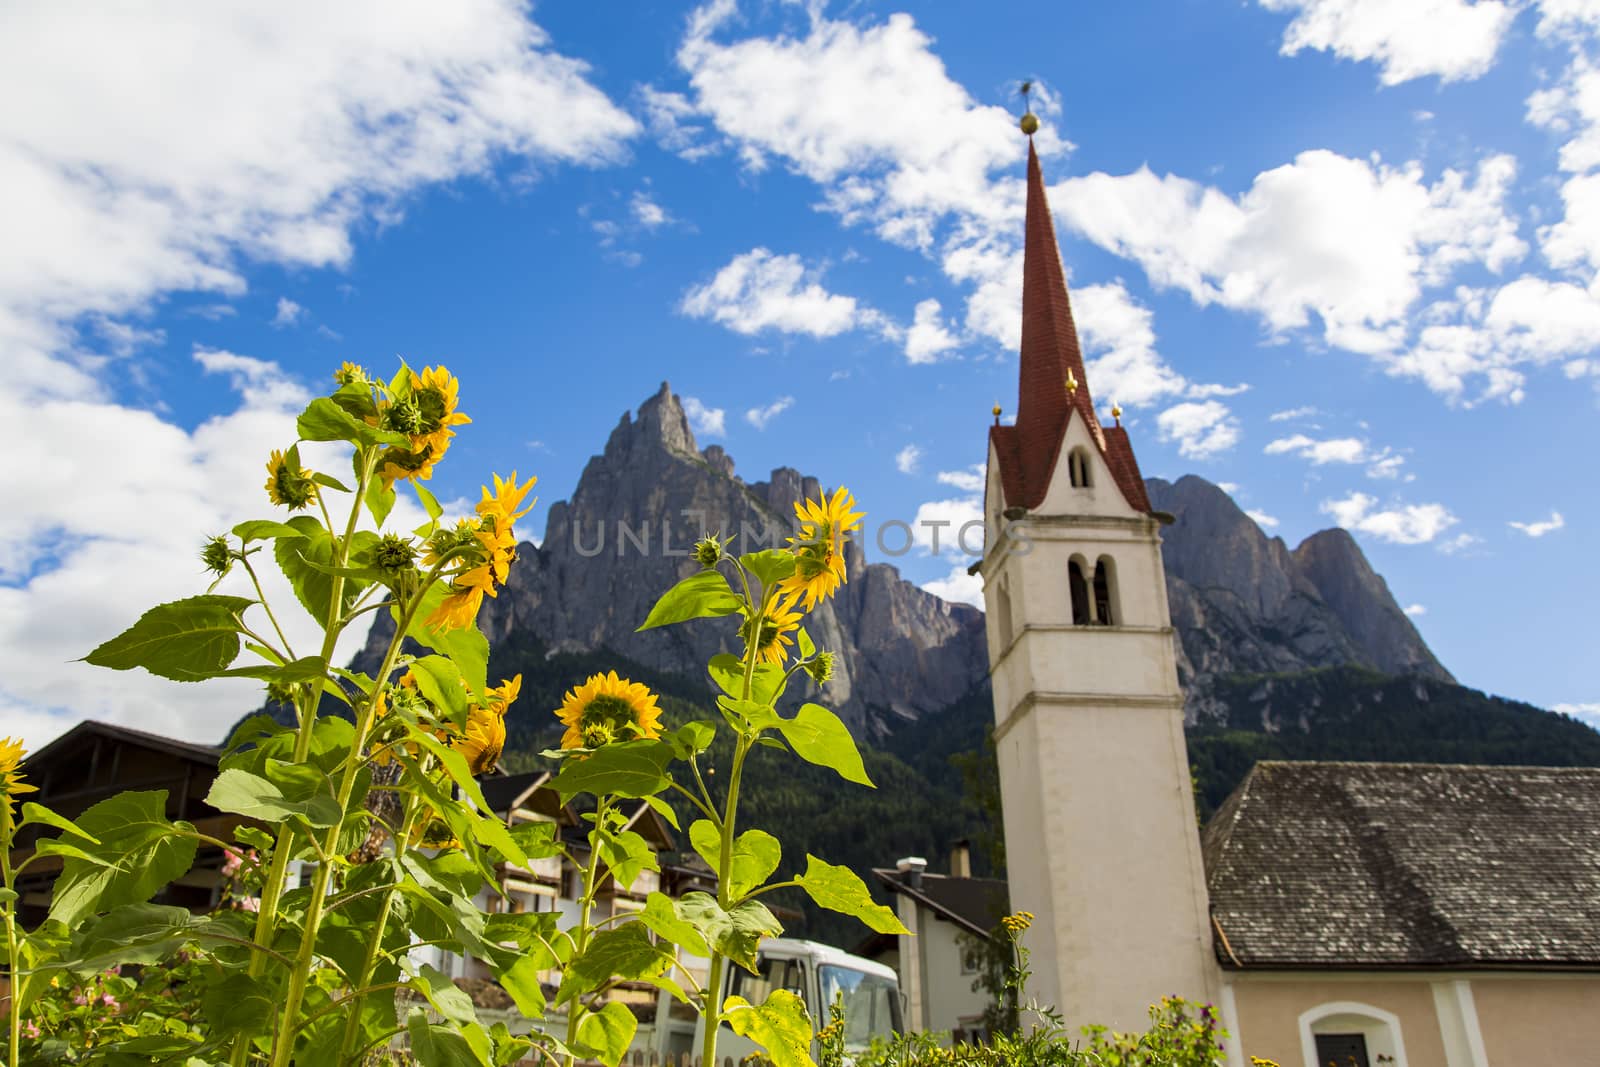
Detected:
left=3, top=0, right=1597, bottom=748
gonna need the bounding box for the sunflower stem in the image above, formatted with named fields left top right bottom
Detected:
left=563, top=796, right=611, bottom=1067
left=4, top=834, right=23, bottom=1067
left=335, top=789, right=421, bottom=1061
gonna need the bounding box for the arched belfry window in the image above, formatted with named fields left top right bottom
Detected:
left=1068, top=560, right=1090, bottom=626
left=1067, top=448, right=1093, bottom=489
left=1093, top=557, right=1116, bottom=627
left=996, top=581, right=1014, bottom=650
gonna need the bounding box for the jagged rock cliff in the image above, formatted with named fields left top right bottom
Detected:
left=475, top=383, right=988, bottom=735
left=1146, top=475, right=1452, bottom=722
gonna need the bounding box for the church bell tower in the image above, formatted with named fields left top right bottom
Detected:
left=978, top=124, right=1217, bottom=1030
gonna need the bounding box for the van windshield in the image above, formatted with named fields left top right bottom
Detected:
left=818, top=965, right=902, bottom=1047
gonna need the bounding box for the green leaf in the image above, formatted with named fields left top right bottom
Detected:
left=496, top=953, right=549, bottom=1018
left=740, top=549, right=797, bottom=590
left=667, top=721, right=716, bottom=759
left=575, top=1001, right=637, bottom=1067
left=70, top=903, right=206, bottom=971
left=796, top=855, right=908, bottom=935
left=687, top=822, right=781, bottom=898
left=213, top=654, right=328, bottom=683
left=558, top=922, right=674, bottom=1005
left=708, top=654, right=787, bottom=706
left=638, top=891, right=710, bottom=957
left=204, top=764, right=341, bottom=828
left=298, top=395, right=410, bottom=448
left=200, top=973, right=276, bottom=1039
left=404, top=584, right=489, bottom=696
left=21, top=803, right=98, bottom=843
left=48, top=791, right=198, bottom=926
left=82, top=595, right=253, bottom=681
left=415, top=482, right=444, bottom=522
left=32, top=840, right=114, bottom=867
left=676, top=892, right=782, bottom=973
left=232, top=519, right=307, bottom=543
left=724, top=989, right=817, bottom=1067
left=637, top=569, right=741, bottom=631
left=797, top=626, right=816, bottom=659
left=276, top=516, right=367, bottom=626
left=312, top=471, right=352, bottom=493
left=366, top=473, right=396, bottom=527
left=596, top=828, right=658, bottom=888
left=0, top=888, right=15, bottom=905
left=408, top=654, right=470, bottom=726
left=411, top=963, right=477, bottom=1026
left=550, top=739, right=674, bottom=804
left=406, top=1008, right=488, bottom=1067
left=642, top=793, right=681, bottom=830
left=776, top=703, right=873, bottom=787
left=506, top=820, right=562, bottom=860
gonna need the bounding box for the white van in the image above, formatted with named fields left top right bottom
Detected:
left=690, top=938, right=904, bottom=1061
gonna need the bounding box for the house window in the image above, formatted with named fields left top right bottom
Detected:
left=1315, top=1033, right=1370, bottom=1067
left=1068, top=448, right=1092, bottom=488
left=960, top=945, right=982, bottom=975
left=1299, top=1002, right=1407, bottom=1067
left=1093, top=558, right=1116, bottom=627
left=1068, top=561, right=1090, bottom=625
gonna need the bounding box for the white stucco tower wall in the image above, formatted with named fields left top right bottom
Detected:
left=977, top=136, right=1217, bottom=1033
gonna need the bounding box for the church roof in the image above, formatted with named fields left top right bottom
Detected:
left=871, top=867, right=1011, bottom=939
left=1203, top=761, right=1600, bottom=969
left=989, top=140, right=1150, bottom=515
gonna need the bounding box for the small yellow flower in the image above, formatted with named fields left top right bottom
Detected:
left=264, top=447, right=318, bottom=510
left=777, top=487, right=864, bottom=611
left=556, top=672, right=663, bottom=750
left=424, top=473, right=537, bottom=632
left=1, top=737, right=39, bottom=833
left=426, top=583, right=485, bottom=632
left=743, top=595, right=803, bottom=666
left=333, top=361, right=368, bottom=386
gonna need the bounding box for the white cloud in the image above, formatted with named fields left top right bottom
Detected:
left=1269, top=405, right=1321, bottom=421
left=272, top=297, right=305, bottom=328
left=911, top=496, right=985, bottom=557
left=0, top=351, right=433, bottom=749
left=1405, top=603, right=1427, bottom=616
left=1216, top=482, right=1242, bottom=494
left=1555, top=701, right=1600, bottom=728
left=1264, top=432, right=1406, bottom=478
left=1320, top=491, right=1459, bottom=544
left=895, top=444, right=924, bottom=475
left=1054, top=151, right=1531, bottom=399
left=1259, top=0, right=1515, bottom=86
left=631, top=191, right=671, bottom=229
left=1156, top=400, right=1241, bottom=459
left=682, top=395, right=726, bottom=437
left=681, top=248, right=873, bottom=338
left=1246, top=508, right=1281, bottom=529
left=1438, top=531, right=1484, bottom=554
left=1508, top=510, right=1565, bottom=536
left=745, top=395, right=794, bottom=430
left=938, top=465, right=986, bottom=493
left=0, top=0, right=638, bottom=397
left=922, top=563, right=984, bottom=608
left=905, top=298, right=960, bottom=363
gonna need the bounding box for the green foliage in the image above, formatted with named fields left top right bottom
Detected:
left=82, top=594, right=254, bottom=681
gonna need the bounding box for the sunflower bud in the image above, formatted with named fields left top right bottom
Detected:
left=333, top=361, right=369, bottom=386
left=374, top=534, right=417, bottom=574
left=201, top=535, right=233, bottom=576
left=692, top=534, right=725, bottom=568
left=265, top=680, right=298, bottom=707
left=264, top=447, right=318, bottom=511
left=804, top=650, right=836, bottom=686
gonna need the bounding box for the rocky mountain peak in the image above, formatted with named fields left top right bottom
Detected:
left=603, top=380, right=699, bottom=463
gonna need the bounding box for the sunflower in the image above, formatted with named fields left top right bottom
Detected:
left=333, top=361, right=369, bottom=386
left=555, top=672, right=663, bottom=750
left=374, top=364, right=471, bottom=488
left=456, top=705, right=507, bottom=776
left=264, top=447, right=318, bottom=510
left=777, top=487, right=864, bottom=611
left=744, top=594, right=804, bottom=666
left=1, top=736, right=38, bottom=830
left=424, top=474, right=537, bottom=632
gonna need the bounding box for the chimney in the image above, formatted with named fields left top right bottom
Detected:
left=949, top=839, right=971, bottom=880
left=895, top=855, right=927, bottom=890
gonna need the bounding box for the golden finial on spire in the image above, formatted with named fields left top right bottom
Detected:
left=992, top=402, right=1002, bottom=424
left=1019, top=81, right=1040, bottom=136
left=1111, top=402, right=1123, bottom=426
left=1065, top=368, right=1078, bottom=395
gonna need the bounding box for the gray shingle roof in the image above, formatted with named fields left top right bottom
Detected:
left=1202, top=761, right=1600, bottom=969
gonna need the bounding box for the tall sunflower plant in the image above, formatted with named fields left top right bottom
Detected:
left=0, top=360, right=905, bottom=1067
left=538, top=486, right=911, bottom=1067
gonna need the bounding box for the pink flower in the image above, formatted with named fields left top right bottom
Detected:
left=72, top=993, right=88, bottom=1006
left=220, top=848, right=243, bottom=878
left=238, top=896, right=260, bottom=913
left=24, top=1022, right=40, bottom=1039
left=102, top=994, right=120, bottom=1010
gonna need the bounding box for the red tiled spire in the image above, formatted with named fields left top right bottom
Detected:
left=989, top=139, right=1150, bottom=514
